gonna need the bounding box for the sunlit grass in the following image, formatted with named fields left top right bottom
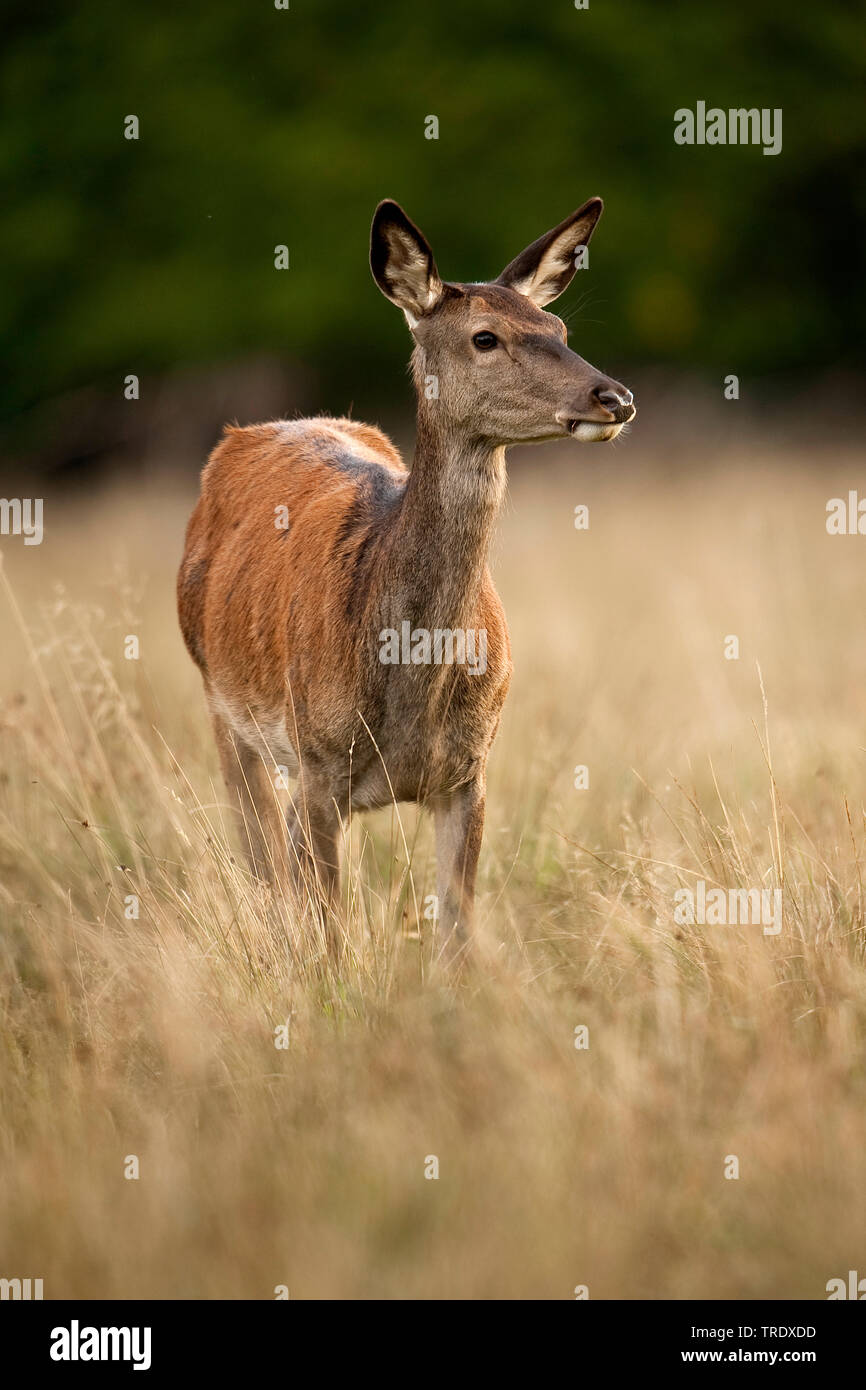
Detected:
left=1, top=447, right=865, bottom=1298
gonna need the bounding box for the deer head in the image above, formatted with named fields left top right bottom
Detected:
left=370, top=198, right=635, bottom=446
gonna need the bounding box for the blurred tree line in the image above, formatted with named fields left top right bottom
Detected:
left=1, top=0, right=864, bottom=465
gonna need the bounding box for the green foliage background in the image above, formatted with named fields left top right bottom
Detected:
left=2, top=0, right=864, bottom=432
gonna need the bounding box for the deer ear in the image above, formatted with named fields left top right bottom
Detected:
left=370, top=200, right=444, bottom=326
left=495, top=198, right=603, bottom=307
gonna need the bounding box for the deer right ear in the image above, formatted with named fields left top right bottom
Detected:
left=370, top=201, right=444, bottom=327
left=496, top=198, right=604, bottom=307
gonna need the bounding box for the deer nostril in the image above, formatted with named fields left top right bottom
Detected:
left=594, top=386, right=628, bottom=413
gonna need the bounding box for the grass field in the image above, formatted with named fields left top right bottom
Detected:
left=1, top=433, right=865, bottom=1299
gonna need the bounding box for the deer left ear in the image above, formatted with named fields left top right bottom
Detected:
left=370, top=200, right=444, bottom=327
left=495, top=197, right=603, bottom=307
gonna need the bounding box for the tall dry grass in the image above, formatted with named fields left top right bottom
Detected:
left=1, top=440, right=865, bottom=1298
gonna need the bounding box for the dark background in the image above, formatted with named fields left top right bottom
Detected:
left=2, top=0, right=864, bottom=483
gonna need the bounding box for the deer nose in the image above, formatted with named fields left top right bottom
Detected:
left=593, top=384, right=634, bottom=418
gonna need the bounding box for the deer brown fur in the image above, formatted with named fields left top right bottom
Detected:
left=178, top=197, right=635, bottom=960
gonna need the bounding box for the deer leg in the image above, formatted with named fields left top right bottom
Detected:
left=285, top=791, right=343, bottom=956
left=432, top=777, right=485, bottom=964
left=210, top=709, right=289, bottom=891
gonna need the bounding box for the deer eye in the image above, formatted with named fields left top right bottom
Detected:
left=472, top=331, right=498, bottom=351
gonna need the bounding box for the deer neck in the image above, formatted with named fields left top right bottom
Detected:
left=387, top=399, right=506, bottom=629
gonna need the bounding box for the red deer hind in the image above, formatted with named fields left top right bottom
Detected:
left=178, top=197, right=635, bottom=960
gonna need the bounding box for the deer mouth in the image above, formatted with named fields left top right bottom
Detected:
left=558, top=400, right=636, bottom=441
left=565, top=419, right=624, bottom=442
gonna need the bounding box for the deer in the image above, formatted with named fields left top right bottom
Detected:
left=177, top=197, right=635, bottom=962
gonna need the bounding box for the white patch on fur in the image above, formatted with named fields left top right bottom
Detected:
left=572, top=422, right=622, bottom=442
left=209, top=687, right=300, bottom=772
left=505, top=209, right=600, bottom=307
left=384, top=227, right=442, bottom=317
left=510, top=246, right=575, bottom=306
left=277, top=417, right=402, bottom=469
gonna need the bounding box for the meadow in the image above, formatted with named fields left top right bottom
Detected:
left=1, top=429, right=865, bottom=1299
